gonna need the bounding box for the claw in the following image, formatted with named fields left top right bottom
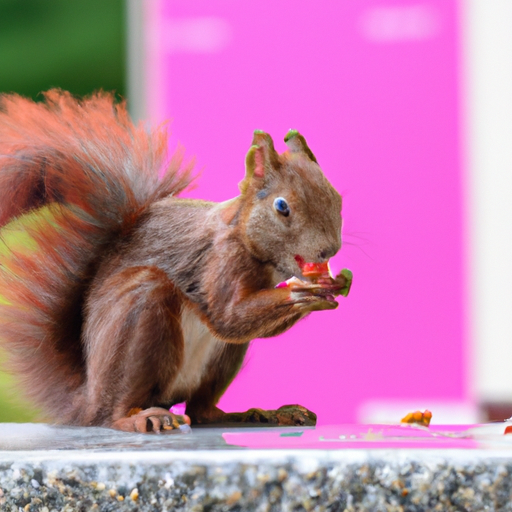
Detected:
left=111, top=407, right=191, bottom=433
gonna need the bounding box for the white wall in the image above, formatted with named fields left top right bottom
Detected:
left=463, top=0, right=512, bottom=403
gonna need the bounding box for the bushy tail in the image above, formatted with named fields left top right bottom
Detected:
left=0, top=90, right=194, bottom=421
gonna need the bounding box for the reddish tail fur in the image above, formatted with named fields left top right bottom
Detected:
left=0, top=90, right=193, bottom=419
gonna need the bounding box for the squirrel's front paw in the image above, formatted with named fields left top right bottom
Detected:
left=291, top=293, right=339, bottom=312
left=111, top=407, right=191, bottom=434
left=280, top=277, right=338, bottom=311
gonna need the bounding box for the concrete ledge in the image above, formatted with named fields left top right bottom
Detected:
left=0, top=423, right=511, bottom=511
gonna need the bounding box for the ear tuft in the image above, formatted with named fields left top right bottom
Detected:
left=251, top=130, right=277, bottom=153
left=239, top=131, right=279, bottom=194
left=284, top=130, right=318, bottom=163
left=284, top=129, right=299, bottom=143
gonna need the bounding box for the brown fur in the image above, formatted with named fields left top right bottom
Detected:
left=0, top=91, right=344, bottom=431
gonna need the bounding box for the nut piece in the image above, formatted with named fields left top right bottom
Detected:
left=400, top=409, right=432, bottom=427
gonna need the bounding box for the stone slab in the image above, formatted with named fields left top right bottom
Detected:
left=1, top=423, right=512, bottom=511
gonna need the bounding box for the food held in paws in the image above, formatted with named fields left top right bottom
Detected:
left=302, top=261, right=330, bottom=279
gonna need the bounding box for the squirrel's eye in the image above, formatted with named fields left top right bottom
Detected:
left=273, top=197, right=290, bottom=217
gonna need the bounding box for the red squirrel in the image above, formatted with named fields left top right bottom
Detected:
left=0, top=90, right=351, bottom=433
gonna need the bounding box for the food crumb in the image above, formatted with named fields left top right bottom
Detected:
left=401, top=409, right=432, bottom=427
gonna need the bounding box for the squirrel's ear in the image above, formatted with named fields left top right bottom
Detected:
left=284, top=130, right=318, bottom=163
left=239, top=130, right=278, bottom=194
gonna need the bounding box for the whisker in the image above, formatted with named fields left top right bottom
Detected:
left=342, top=231, right=373, bottom=244
left=342, top=241, right=374, bottom=261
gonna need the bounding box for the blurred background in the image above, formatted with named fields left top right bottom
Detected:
left=0, top=0, right=125, bottom=421
left=1, top=0, right=511, bottom=425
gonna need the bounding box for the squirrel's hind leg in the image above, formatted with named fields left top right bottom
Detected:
left=185, top=343, right=317, bottom=427
left=189, top=404, right=317, bottom=427
left=81, top=266, right=189, bottom=432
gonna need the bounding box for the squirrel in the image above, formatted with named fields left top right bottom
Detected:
left=0, top=90, right=351, bottom=433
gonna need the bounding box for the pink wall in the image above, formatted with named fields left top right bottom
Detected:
left=144, top=0, right=469, bottom=423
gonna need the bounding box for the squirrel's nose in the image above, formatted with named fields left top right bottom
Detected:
left=319, top=245, right=338, bottom=261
